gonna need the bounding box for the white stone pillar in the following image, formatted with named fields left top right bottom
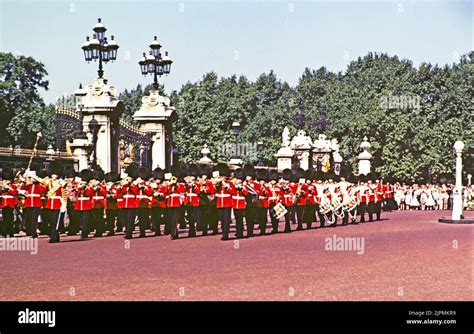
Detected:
left=452, top=141, right=464, bottom=220
left=133, top=90, right=175, bottom=170
left=70, top=138, right=92, bottom=172
left=275, top=146, right=294, bottom=172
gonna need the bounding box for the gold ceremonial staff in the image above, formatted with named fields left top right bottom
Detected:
left=26, top=131, right=42, bottom=171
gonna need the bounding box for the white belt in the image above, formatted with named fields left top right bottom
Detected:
left=216, top=194, right=231, bottom=197
left=2, top=195, right=14, bottom=199
left=93, top=196, right=104, bottom=200
left=50, top=196, right=62, bottom=200
left=269, top=197, right=279, bottom=200
left=77, top=197, right=89, bottom=200
left=169, top=194, right=181, bottom=197
left=27, top=194, right=41, bottom=197
left=284, top=194, right=293, bottom=198
left=186, top=193, right=198, bottom=196
left=123, top=195, right=135, bottom=198
left=136, top=195, right=150, bottom=199
left=232, top=196, right=245, bottom=200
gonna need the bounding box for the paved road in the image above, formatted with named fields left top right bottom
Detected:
left=0, top=210, right=472, bottom=301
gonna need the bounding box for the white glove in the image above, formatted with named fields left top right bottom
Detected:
left=60, top=207, right=67, bottom=213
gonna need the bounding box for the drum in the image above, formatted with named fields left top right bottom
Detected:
left=270, top=202, right=288, bottom=220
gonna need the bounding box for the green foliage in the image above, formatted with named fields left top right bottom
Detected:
left=0, top=52, right=55, bottom=148
left=1, top=50, right=472, bottom=182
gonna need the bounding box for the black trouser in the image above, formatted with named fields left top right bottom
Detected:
left=117, top=209, right=125, bottom=232
left=67, top=206, right=80, bottom=235
left=46, top=209, right=62, bottom=242
left=1, top=206, right=14, bottom=237
left=304, top=204, right=316, bottom=229
left=358, top=203, right=367, bottom=222
left=217, top=207, right=232, bottom=239
left=257, top=207, right=268, bottom=235
left=367, top=202, right=375, bottom=222
left=76, top=210, right=91, bottom=239
left=24, top=207, right=40, bottom=238
left=91, top=208, right=105, bottom=236
left=105, top=209, right=117, bottom=234
left=151, top=206, right=166, bottom=235
left=185, top=206, right=200, bottom=237
left=234, top=209, right=245, bottom=238
left=179, top=206, right=186, bottom=229
left=315, top=205, right=326, bottom=227
left=122, top=208, right=136, bottom=239
left=269, top=205, right=279, bottom=233
left=199, top=205, right=209, bottom=235
left=374, top=201, right=382, bottom=220
left=245, top=206, right=257, bottom=236
left=283, top=207, right=292, bottom=232
left=295, top=206, right=305, bottom=230
left=38, top=209, right=49, bottom=236
left=168, top=207, right=181, bottom=239
left=136, top=207, right=150, bottom=236
left=208, top=206, right=218, bottom=234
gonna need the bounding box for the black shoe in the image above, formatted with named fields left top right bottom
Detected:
left=221, top=236, right=229, bottom=241
left=48, top=239, right=59, bottom=243
left=236, top=234, right=244, bottom=239
left=139, top=233, right=146, bottom=238
left=188, top=232, right=196, bottom=238
left=94, top=234, right=103, bottom=238
left=171, top=235, right=178, bottom=240
left=154, top=232, right=161, bottom=237
left=271, top=229, right=278, bottom=234
left=296, top=226, right=303, bottom=231
left=107, top=232, right=115, bottom=236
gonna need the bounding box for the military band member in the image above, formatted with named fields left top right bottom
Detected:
left=184, top=165, right=201, bottom=238
left=150, top=168, right=168, bottom=236
left=104, top=172, right=120, bottom=236
left=232, top=168, right=248, bottom=238
left=280, top=169, right=294, bottom=233
left=90, top=171, right=107, bottom=238
left=243, top=164, right=259, bottom=237
left=74, top=170, right=95, bottom=239
left=293, top=168, right=308, bottom=231
left=197, top=165, right=216, bottom=236
left=135, top=167, right=153, bottom=238
left=0, top=170, right=18, bottom=237
left=43, top=162, right=68, bottom=243
left=166, top=172, right=185, bottom=240
left=20, top=170, right=46, bottom=238
left=268, top=170, right=282, bottom=234
left=256, top=169, right=270, bottom=236
left=214, top=163, right=235, bottom=241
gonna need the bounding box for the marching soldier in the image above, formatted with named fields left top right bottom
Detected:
left=184, top=164, right=201, bottom=238
left=104, top=172, right=120, bottom=236
left=256, top=169, right=270, bottom=236
left=90, top=170, right=107, bottom=238
left=166, top=171, right=185, bottom=240
left=43, top=162, right=68, bottom=243
left=232, top=168, right=248, bottom=238
left=135, top=167, right=153, bottom=238
left=150, top=168, right=168, bottom=236
left=268, top=170, right=281, bottom=234
left=243, top=164, right=259, bottom=237
left=214, top=163, right=235, bottom=241
left=0, top=169, right=18, bottom=238
left=304, top=170, right=317, bottom=229
left=20, top=169, right=46, bottom=238
left=119, top=166, right=139, bottom=239
left=374, top=174, right=384, bottom=220
left=293, top=168, right=308, bottom=231
left=280, top=169, right=294, bottom=233
left=74, top=170, right=94, bottom=240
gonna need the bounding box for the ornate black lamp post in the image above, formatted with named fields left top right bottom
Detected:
left=81, top=18, right=119, bottom=78
left=139, top=36, right=173, bottom=90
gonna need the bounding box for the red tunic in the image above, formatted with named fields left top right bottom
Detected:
left=135, top=184, right=152, bottom=208
left=45, top=186, right=64, bottom=210
left=232, top=185, right=248, bottom=209
left=215, top=181, right=235, bottom=208
left=74, top=187, right=94, bottom=211
left=21, top=183, right=46, bottom=208
left=92, top=186, right=107, bottom=209
left=0, top=184, right=18, bottom=208
left=184, top=182, right=201, bottom=207
left=150, top=184, right=168, bottom=208
left=167, top=183, right=185, bottom=208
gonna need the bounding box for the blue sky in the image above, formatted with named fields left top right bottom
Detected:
left=1, top=0, right=472, bottom=104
